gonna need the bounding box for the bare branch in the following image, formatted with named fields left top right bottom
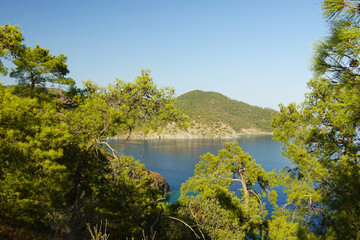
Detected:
left=168, top=216, right=201, bottom=239
left=189, top=201, right=206, bottom=240
left=98, top=141, right=118, bottom=159
left=86, top=122, right=110, bottom=151
left=150, top=206, right=163, bottom=239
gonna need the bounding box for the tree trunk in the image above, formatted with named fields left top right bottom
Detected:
left=30, top=80, right=35, bottom=97
left=239, top=174, right=249, bottom=209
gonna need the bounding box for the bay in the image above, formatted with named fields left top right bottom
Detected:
left=106, top=135, right=289, bottom=206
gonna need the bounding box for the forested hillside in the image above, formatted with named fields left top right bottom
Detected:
left=175, top=90, right=277, bottom=133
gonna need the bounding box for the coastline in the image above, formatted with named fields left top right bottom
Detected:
left=107, top=128, right=273, bottom=140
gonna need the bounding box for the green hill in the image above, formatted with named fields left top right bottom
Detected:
left=174, top=90, right=278, bottom=133
left=110, top=90, right=278, bottom=139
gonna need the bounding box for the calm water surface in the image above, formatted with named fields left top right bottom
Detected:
left=106, top=136, right=289, bottom=206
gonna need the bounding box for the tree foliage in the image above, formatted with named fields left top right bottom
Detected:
left=9, top=44, right=74, bottom=97
left=0, top=24, right=24, bottom=75
left=272, top=0, right=360, bottom=238
left=178, top=142, right=277, bottom=239
left=0, top=72, right=186, bottom=238
left=0, top=25, right=188, bottom=238
left=0, top=85, right=69, bottom=227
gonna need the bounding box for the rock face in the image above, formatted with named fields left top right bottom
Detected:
left=109, top=121, right=272, bottom=140
left=143, top=170, right=170, bottom=194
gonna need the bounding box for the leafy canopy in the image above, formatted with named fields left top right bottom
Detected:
left=272, top=0, right=360, bottom=238
left=0, top=24, right=188, bottom=239
left=10, top=44, right=74, bottom=96
left=0, top=24, right=24, bottom=75
left=178, top=142, right=277, bottom=239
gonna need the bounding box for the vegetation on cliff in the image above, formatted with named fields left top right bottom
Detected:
left=175, top=90, right=278, bottom=133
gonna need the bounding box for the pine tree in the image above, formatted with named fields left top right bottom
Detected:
left=272, top=0, right=360, bottom=238
left=0, top=24, right=24, bottom=75
left=178, top=142, right=277, bottom=239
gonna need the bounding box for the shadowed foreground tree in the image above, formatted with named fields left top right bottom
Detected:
left=61, top=69, right=187, bottom=239
left=0, top=67, right=187, bottom=239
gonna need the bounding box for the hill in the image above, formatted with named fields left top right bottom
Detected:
left=111, top=90, right=278, bottom=139
left=174, top=90, right=277, bottom=133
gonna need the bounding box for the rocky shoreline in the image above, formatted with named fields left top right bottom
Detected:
left=108, top=122, right=272, bottom=140
left=108, top=131, right=272, bottom=140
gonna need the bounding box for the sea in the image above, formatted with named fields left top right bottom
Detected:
left=106, top=135, right=289, bottom=210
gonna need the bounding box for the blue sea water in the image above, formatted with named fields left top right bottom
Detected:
left=106, top=136, right=289, bottom=208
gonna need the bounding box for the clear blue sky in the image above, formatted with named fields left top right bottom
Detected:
left=0, top=0, right=327, bottom=109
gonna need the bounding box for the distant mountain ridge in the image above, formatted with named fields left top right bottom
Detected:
left=174, top=90, right=277, bottom=133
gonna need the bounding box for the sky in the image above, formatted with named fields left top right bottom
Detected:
left=0, top=0, right=327, bottom=110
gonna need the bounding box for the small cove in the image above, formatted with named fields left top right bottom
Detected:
left=106, top=136, right=289, bottom=206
